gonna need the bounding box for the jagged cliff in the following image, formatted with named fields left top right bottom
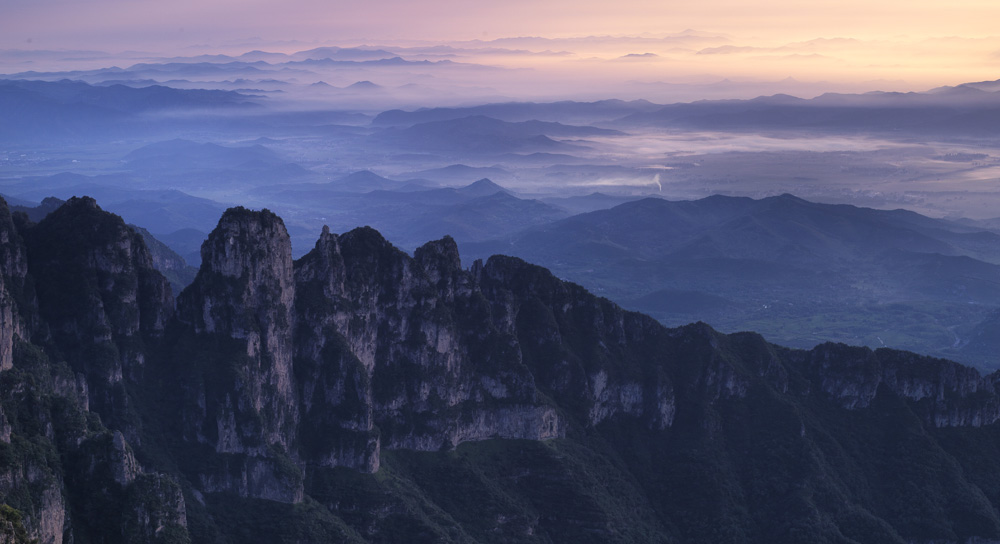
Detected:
left=0, top=197, right=185, bottom=544
left=294, top=226, right=560, bottom=471
left=172, top=207, right=302, bottom=503
left=6, top=197, right=1000, bottom=543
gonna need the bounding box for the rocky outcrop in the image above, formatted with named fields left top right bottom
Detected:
left=293, top=226, right=379, bottom=471
left=476, top=255, right=681, bottom=430
left=0, top=198, right=31, bottom=372
left=23, top=197, right=173, bottom=427
left=121, top=474, right=188, bottom=544
left=808, top=342, right=1000, bottom=426
left=70, top=430, right=189, bottom=544
left=175, top=207, right=301, bottom=502
left=294, top=230, right=562, bottom=470
left=26, top=197, right=173, bottom=343
left=0, top=462, right=65, bottom=544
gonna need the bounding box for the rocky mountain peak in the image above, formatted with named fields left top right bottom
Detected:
left=174, top=205, right=301, bottom=501
left=198, top=206, right=292, bottom=286
left=414, top=235, right=462, bottom=290
left=26, top=195, right=173, bottom=340
left=18, top=196, right=173, bottom=426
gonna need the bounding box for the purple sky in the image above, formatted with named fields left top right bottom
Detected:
left=3, top=0, right=999, bottom=91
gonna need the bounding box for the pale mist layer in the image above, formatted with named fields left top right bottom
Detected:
left=3, top=40, right=1000, bottom=371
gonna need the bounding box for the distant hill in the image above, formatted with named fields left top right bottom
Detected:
left=9, top=196, right=65, bottom=222
left=155, top=227, right=209, bottom=266
left=124, top=139, right=287, bottom=170
left=291, top=47, right=397, bottom=61
left=399, top=164, right=514, bottom=185
left=346, top=80, right=381, bottom=90
left=346, top=178, right=568, bottom=247
left=118, top=139, right=315, bottom=189
left=614, top=86, right=1000, bottom=136
left=0, top=79, right=258, bottom=143
left=455, top=178, right=510, bottom=197
left=462, top=194, right=1000, bottom=367
left=326, top=170, right=426, bottom=192
left=372, top=115, right=616, bottom=156
left=469, top=194, right=1000, bottom=268
left=371, top=99, right=662, bottom=126
left=0, top=79, right=257, bottom=113
left=540, top=192, right=646, bottom=214
left=130, top=224, right=198, bottom=294
left=400, top=190, right=565, bottom=245
left=3, top=176, right=227, bottom=235
left=258, top=178, right=566, bottom=249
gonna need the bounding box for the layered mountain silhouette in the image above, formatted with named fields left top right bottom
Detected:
left=464, top=194, right=1000, bottom=367
left=614, top=86, right=1000, bottom=135
left=372, top=116, right=617, bottom=156
left=371, top=99, right=662, bottom=126
left=0, top=80, right=258, bottom=142
left=262, top=178, right=567, bottom=250
left=5, top=196, right=1000, bottom=542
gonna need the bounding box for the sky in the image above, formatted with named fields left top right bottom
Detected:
left=4, top=0, right=999, bottom=45
left=2, top=0, right=999, bottom=93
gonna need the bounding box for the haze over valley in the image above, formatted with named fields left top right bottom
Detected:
left=6, top=1, right=1000, bottom=542
left=5, top=50, right=1000, bottom=369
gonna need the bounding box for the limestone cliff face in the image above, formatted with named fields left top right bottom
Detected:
left=26, top=197, right=173, bottom=343
left=0, top=444, right=66, bottom=544
left=476, top=255, right=679, bottom=430
left=175, top=207, right=301, bottom=502
left=290, top=228, right=698, bottom=470
left=294, top=229, right=559, bottom=471
left=0, top=196, right=187, bottom=544
left=21, top=197, right=173, bottom=427
left=293, top=227, right=379, bottom=471
left=807, top=343, right=1000, bottom=426
left=0, top=199, right=30, bottom=373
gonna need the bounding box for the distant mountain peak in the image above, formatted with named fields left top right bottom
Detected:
left=766, top=193, right=810, bottom=206
left=347, top=80, right=381, bottom=90
left=458, top=178, right=509, bottom=196
left=339, top=170, right=391, bottom=182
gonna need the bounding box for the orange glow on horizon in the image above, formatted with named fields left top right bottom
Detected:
left=1, top=0, right=998, bottom=94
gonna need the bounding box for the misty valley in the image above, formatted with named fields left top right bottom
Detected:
left=5, top=61, right=1000, bottom=371
left=4, top=42, right=1000, bottom=543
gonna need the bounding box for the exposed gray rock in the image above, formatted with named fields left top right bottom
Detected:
left=110, top=431, right=139, bottom=487
left=122, top=474, right=189, bottom=543
left=176, top=207, right=301, bottom=501
left=0, top=198, right=29, bottom=372
left=809, top=343, right=1000, bottom=427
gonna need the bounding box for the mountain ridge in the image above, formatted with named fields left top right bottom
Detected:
left=5, top=196, right=1000, bottom=542
left=462, top=193, right=1000, bottom=367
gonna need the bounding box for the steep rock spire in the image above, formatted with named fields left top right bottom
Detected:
left=0, top=197, right=30, bottom=372
left=175, top=207, right=301, bottom=502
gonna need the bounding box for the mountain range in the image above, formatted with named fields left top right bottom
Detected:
left=258, top=177, right=568, bottom=250
left=6, top=196, right=1000, bottom=543
left=9, top=180, right=1000, bottom=370
left=371, top=116, right=617, bottom=157
left=0, top=80, right=259, bottom=143
left=462, top=194, right=1000, bottom=368
left=613, top=87, right=1000, bottom=136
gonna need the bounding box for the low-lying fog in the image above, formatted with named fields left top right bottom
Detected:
left=5, top=47, right=1000, bottom=368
